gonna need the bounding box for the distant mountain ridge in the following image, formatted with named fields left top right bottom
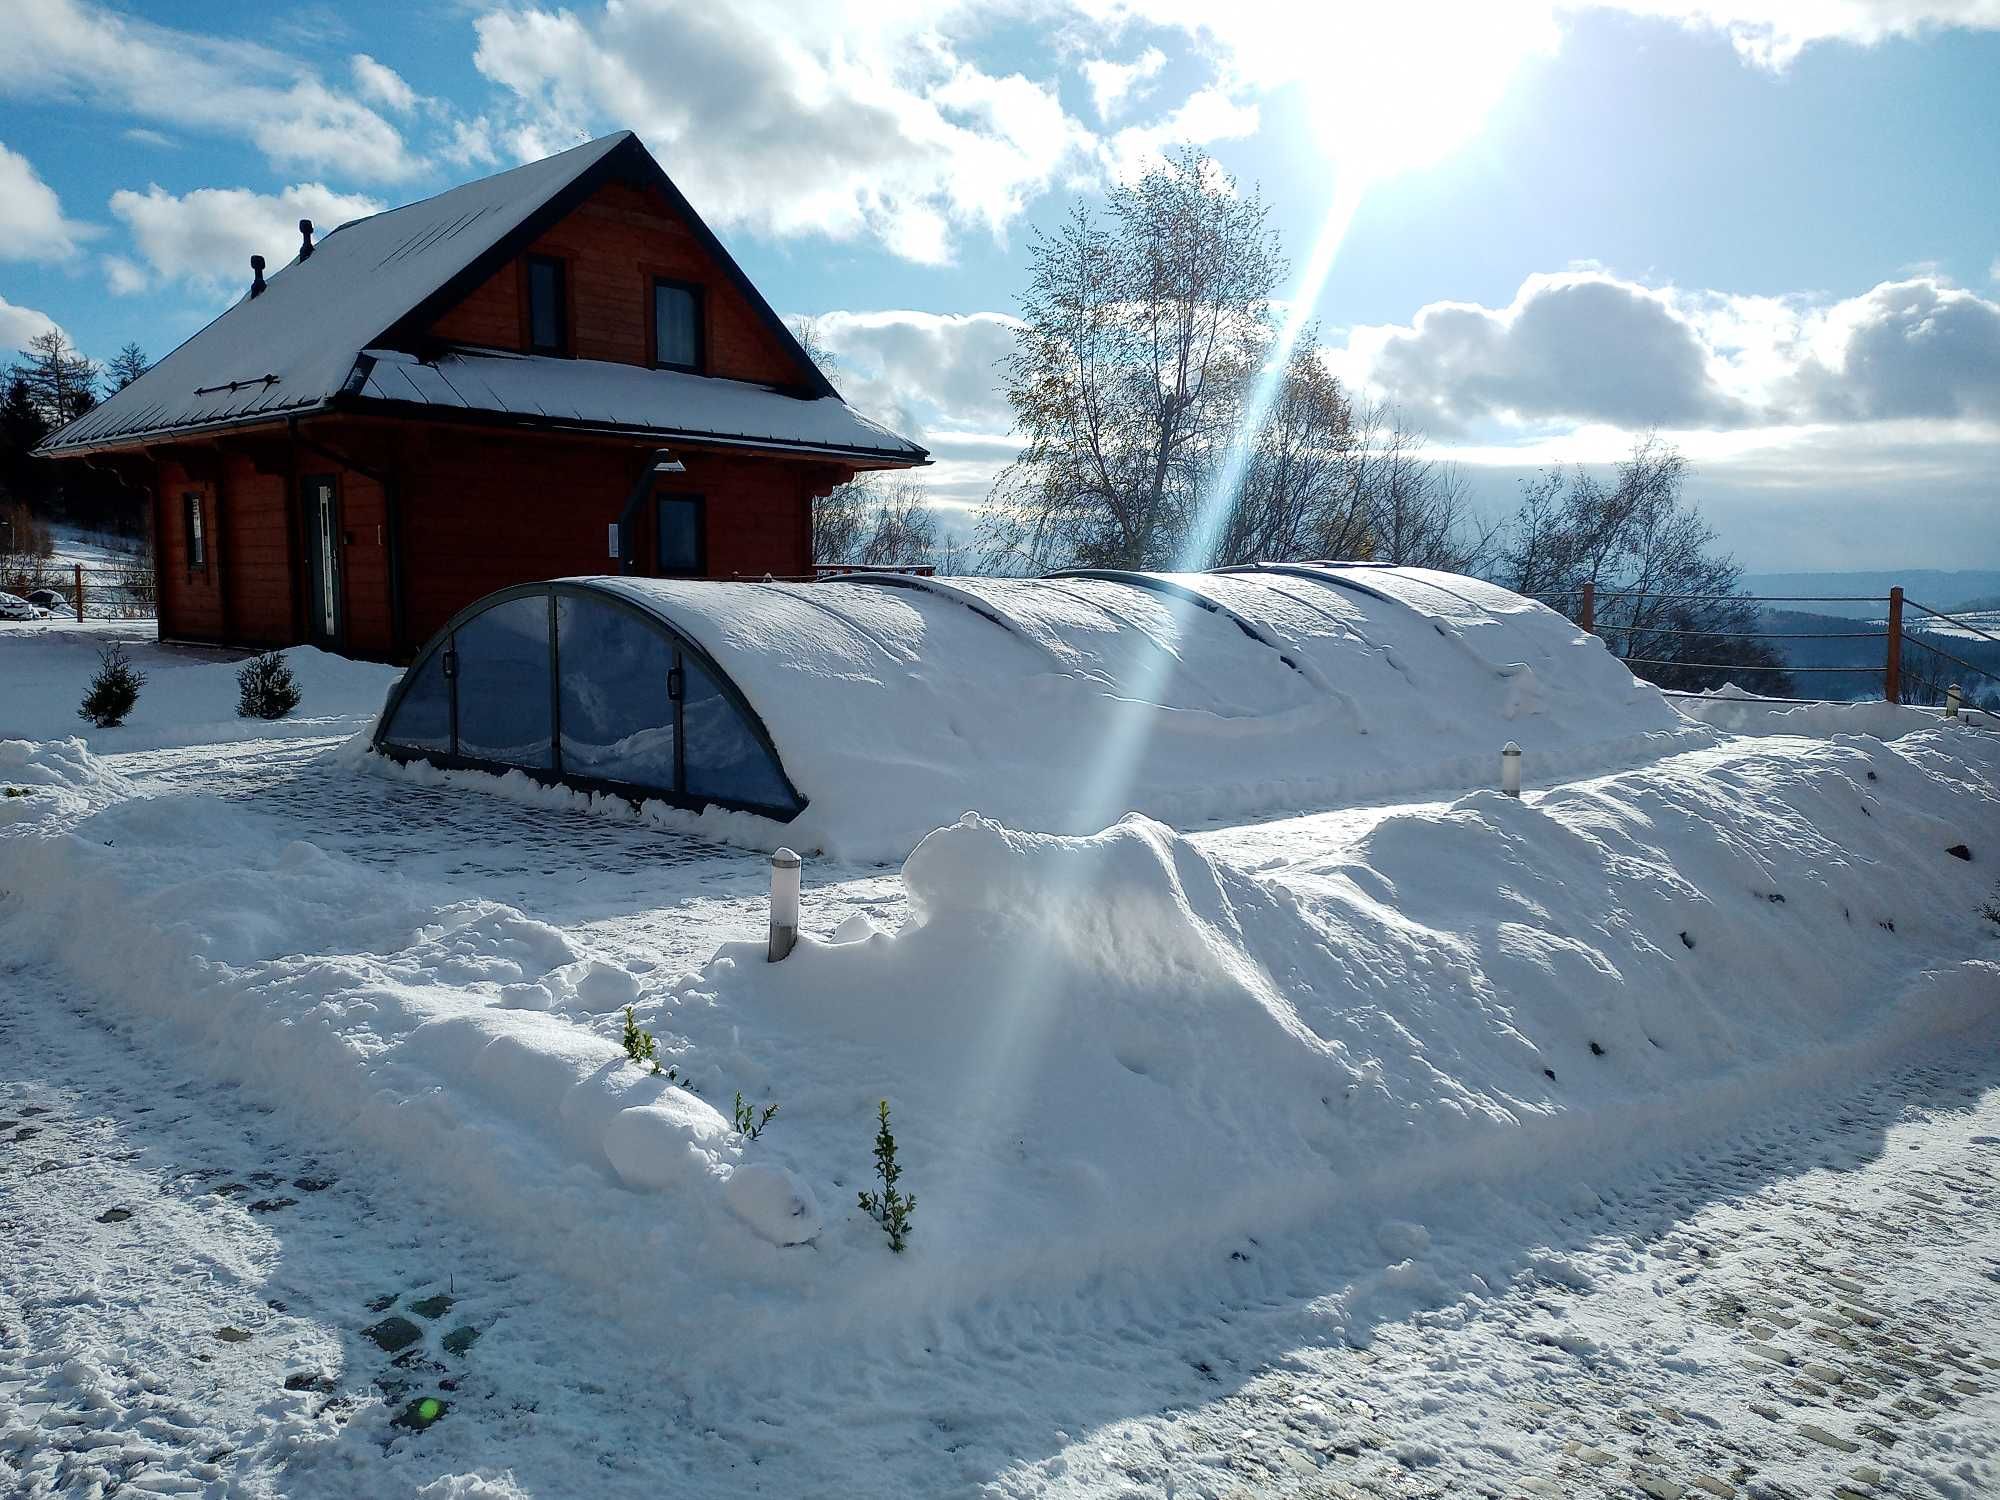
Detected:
left=1737, top=571, right=2000, bottom=621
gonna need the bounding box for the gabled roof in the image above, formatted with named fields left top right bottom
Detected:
left=40, top=132, right=923, bottom=466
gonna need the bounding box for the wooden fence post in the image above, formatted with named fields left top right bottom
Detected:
left=73, top=563, right=85, bottom=622
left=1884, top=586, right=1903, bottom=703
left=1579, top=580, right=1595, bottom=635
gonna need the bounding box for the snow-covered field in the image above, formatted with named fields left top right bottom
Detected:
left=3, top=628, right=1998, bottom=1497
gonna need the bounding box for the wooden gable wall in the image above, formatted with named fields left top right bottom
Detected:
left=426, top=178, right=809, bottom=386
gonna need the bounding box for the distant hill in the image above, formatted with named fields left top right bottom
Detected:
left=1739, top=571, right=2000, bottom=620
left=1746, top=608, right=2000, bottom=705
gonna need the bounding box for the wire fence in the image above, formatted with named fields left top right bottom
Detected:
left=0, top=561, right=157, bottom=621
left=1528, top=582, right=2000, bottom=709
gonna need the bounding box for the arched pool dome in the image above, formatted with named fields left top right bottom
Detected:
left=373, top=566, right=1692, bottom=858
left=372, top=580, right=806, bottom=821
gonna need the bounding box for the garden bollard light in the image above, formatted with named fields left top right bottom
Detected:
left=1946, top=684, right=1961, bottom=718
left=768, top=848, right=801, bottom=962
left=1501, top=741, right=1522, bottom=798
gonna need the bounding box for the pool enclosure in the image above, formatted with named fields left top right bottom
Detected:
left=373, top=581, right=805, bottom=819
left=372, top=566, right=1681, bottom=853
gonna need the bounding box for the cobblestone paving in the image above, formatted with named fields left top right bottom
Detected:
left=1002, top=1050, right=2000, bottom=1500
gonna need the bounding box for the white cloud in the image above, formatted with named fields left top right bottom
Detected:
left=351, top=53, right=419, bottom=113
left=107, top=181, right=385, bottom=297
left=470, top=0, right=1097, bottom=264
left=1, top=0, right=420, bottom=181
left=1082, top=46, right=1165, bottom=120
left=0, top=294, right=62, bottom=355
left=1336, top=269, right=2000, bottom=434
left=811, top=309, right=1021, bottom=436
left=102, top=255, right=151, bottom=296
left=121, top=127, right=176, bottom=149
left=1098, top=84, right=1260, bottom=180
left=1594, top=0, right=2000, bottom=68
left=0, top=143, right=97, bottom=262
left=803, top=308, right=1024, bottom=505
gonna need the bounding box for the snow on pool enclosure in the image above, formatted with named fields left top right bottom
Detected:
left=371, top=565, right=1690, bottom=857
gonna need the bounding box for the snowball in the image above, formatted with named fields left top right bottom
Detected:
left=723, top=1162, right=822, bottom=1245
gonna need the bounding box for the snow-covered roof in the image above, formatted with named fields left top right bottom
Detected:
left=40, top=132, right=921, bottom=465
left=353, top=348, right=924, bottom=461
left=375, top=564, right=1699, bottom=861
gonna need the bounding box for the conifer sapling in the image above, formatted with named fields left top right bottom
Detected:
left=236, top=649, right=303, bottom=719
left=78, top=642, right=146, bottom=728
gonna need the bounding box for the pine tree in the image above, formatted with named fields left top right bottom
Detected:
left=236, top=651, right=302, bottom=719
left=15, top=330, right=99, bottom=428
left=79, top=642, right=146, bottom=728
left=107, top=343, right=151, bottom=392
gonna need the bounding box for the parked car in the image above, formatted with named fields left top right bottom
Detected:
left=0, top=591, right=43, bottom=621
left=24, top=588, right=68, bottom=612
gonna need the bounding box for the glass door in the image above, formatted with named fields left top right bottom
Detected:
left=303, top=475, right=342, bottom=647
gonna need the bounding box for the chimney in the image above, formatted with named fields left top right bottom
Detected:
left=249, top=254, right=267, bottom=298
left=299, top=219, right=315, bottom=261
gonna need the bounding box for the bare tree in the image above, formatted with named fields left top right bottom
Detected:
left=979, top=147, right=1283, bottom=573
left=1211, top=337, right=1368, bottom=566
left=1498, top=436, right=1792, bottom=694
left=853, top=478, right=941, bottom=566
left=1338, top=401, right=1496, bottom=570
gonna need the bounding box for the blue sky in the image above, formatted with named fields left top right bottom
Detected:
left=2, top=0, right=1996, bottom=570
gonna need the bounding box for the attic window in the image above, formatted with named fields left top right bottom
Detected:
left=653, top=279, right=703, bottom=373
left=527, top=254, right=567, bottom=356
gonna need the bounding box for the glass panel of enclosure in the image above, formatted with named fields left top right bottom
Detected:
left=680, top=655, right=793, bottom=809
left=453, top=593, right=554, bottom=768
left=378, top=586, right=799, bottom=816
left=555, top=592, right=677, bottom=786
left=382, top=646, right=451, bottom=753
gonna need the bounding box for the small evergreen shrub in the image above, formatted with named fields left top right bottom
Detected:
left=856, top=1098, right=916, bottom=1252
left=78, top=642, right=146, bottom=728
left=621, top=1005, right=662, bottom=1075
left=733, top=1091, right=778, bottom=1140
left=236, top=650, right=302, bottom=719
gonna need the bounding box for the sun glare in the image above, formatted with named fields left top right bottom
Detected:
left=1294, top=1, right=1556, bottom=182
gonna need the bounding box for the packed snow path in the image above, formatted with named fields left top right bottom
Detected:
left=4, top=961, right=1994, bottom=1498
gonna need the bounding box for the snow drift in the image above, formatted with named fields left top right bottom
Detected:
left=6, top=720, right=1996, bottom=1345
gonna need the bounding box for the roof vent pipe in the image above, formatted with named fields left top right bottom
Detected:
left=298, top=219, right=314, bottom=261
left=249, top=255, right=267, bottom=299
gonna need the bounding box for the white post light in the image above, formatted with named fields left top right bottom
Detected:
left=1501, top=741, right=1522, bottom=798
left=768, top=848, right=802, bottom=962
left=1946, top=683, right=1961, bottom=718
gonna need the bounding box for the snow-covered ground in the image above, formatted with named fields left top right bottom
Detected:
left=3, top=626, right=1998, bottom=1496
left=0, top=623, right=395, bottom=750
left=5, top=955, right=1994, bottom=1497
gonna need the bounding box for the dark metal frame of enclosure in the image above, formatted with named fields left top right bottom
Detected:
left=370, top=579, right=806, bottom=822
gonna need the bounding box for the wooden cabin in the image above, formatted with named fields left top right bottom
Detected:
left=38, top=132, right=927, bottom=661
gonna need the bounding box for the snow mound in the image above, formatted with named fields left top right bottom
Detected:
left=1671, top=687, right=1951, bottom=739
left=675, top=729, right=2000, bottom=1286
left=0, top=738, right=133, bottom=824
left=3, top=709, right=1997, bottom=1341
